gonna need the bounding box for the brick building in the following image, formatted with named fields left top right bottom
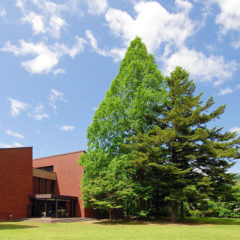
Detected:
left=0, top=147, right=93, bottom=220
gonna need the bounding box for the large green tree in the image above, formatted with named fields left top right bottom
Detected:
left=80, top=37, right=167, bottom=217
left=122, top=67, right=240, bottom=222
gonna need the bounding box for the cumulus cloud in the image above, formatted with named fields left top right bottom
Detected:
left=87, top=0, right=108, bottom=15
left=53, top=68, right=66, bottom=76
left=212, top=0, right=240, bottom=34
left=29, top=103, right=49, bottom=121
left=60, top=125, right=75, bottom=131
left=98, top=0, right=238, bottom=85
left=49, top=89, right=66, bottom=110
left=105, top=0, right=195, bottom=53
left=49, top=16, right=66, bottom=39
left=162, top=47, right=238, bottom=85
left=8, top=98, right=29, bottom=117
left=55, top=36, right=86, bottom=58
left=0, top=7, right=6, bottom=18
left=1, top=40, right=59, bottom=74
left=6, top=130, right=25, bottom=139
left=231, top=40, right=240, bottom=50
left=22, top=12, right=45, bottom=34
left=1, top=37, right=86, bottom=74
left=16, top=0, right=69, bottom=38
left=218, top=87, right=233, bottom=96
left=85, top=30, right=125, bottom=61
left=230, top=127, right=240, bottom=134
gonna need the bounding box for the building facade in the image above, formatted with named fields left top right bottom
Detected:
left=0, top=147, right=93, bottom=220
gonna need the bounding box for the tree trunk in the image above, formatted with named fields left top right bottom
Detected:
left=171, top=201, right=178, bottom=223
left=180, top=200, right=184, bottom=219
left=126, top=201, right=129, bottom=218
left=107, top=208, right=112, bottom=220
left=155, top=190, right=160, bottom=218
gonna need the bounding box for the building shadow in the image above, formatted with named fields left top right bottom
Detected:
left=0, top=224, right=38, bottom=230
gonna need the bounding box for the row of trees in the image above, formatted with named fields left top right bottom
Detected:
left=79, top=37, right=240, bottom=222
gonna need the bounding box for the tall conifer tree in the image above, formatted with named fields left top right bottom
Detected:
left=123, top=67, right=240, bottom=222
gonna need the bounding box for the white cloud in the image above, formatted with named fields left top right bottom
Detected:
left=230, top=127, right=240, bottom=134
left=0, top=142, right=23, bottom=148
left=8, top=98, right=29, bottom=117
left=33, top=113, right=49, bottom=121
left=231, top=40, right=240, bottom=50
left=0, top=7, right=6, bottom=18
left=85, top=29, right=126, bottom=61
left=212, top=0, right=240, bottom=34
left=49, top=89, right=66, bottom=110
left=1, top=40, right=59, bottom=74
left=49, top=16, right=66, bottom=39
left=1, top=38, right=86, bottom=74
left=105, top=1, right=195, bottom=53
left=22, top=12, right=45, bottom=34
left=162, top=47, right=238, bottom=85
left=16, top=0, right=69, bottom=38
left=86, top=30, right=98, bottom=49
left=60, top=125, right=75, bottom=131
left=14, top=142, right=23, bottom=147
left=218, top=87, right=233, bottom=96
left=100, top=0, right=238, bottom=85
left=87, top=0, right=108, bottom=15
left=55, top=36, right=86, bottom=58
left=29, top=103, right=49, bottom=121
left=237, top=84, right=240, bottom=89
left=6, top=130, right=25, bottom=139
left=53, top=68, right=66, bottom=76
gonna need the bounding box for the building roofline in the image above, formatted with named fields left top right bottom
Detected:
left=0, top=146, right=32, bottom=150
left=34, top=150, right=86, bottom=160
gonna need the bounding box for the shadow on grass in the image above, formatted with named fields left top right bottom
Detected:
left=93, top=217, right=240, bottom=226
left=93, top=219, right=149, bottom=225
left=180, top=217, right=240, bottom=226
left=0, top=224, right=38, bottom=230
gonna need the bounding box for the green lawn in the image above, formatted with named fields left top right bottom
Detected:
left=1, top=218, right=240, bottom=240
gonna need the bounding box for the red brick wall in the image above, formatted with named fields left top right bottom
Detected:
left=33, top=151, right=89, bottom=217
left=0, top=147, right=33, bottom=220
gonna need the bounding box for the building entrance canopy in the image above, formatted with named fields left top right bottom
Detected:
left=30, top=194, right=77, bottom=218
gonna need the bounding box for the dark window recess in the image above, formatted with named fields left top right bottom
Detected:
left=51, top=181, right=55, bottom=194
left=38, top=166, right=54, bottom=172
left=38, top=178, right=41, bottom=194
left=45, top=179, right=48, bottom=194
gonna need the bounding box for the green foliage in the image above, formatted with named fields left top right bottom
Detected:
left=122, top=66, right=240, bottom=221
left=80, top=37, right=167, bottom=217
left=80, top=38, right=240, bottom=221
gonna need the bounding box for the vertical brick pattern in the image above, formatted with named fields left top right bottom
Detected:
left=0, top=148, right=33, bottom=220
left=33, top=177, right=39, bottom=194
left=33, top=177, right=54, bottom=194
left=33, top=151, right=90, bottom=217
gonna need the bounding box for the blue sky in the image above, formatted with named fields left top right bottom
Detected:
left=0, top=0, right=240, bottom=171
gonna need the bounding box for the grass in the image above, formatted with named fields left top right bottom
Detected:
left=1, top=217, right=240, bottom=240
